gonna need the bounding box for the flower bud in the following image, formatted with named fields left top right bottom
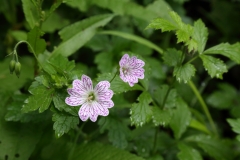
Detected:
left=15, top=62, right=21, bottom=78
left=9, top=60, right=16, bottom=74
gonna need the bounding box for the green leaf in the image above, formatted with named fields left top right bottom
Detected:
left=207, top=83, right=236, bottom=109
left=192, top=19, right=208, bottom=53
left=0, top=57, right=34, bottom=92
left=70, top=142, right=145, bottom=160
left=52, top=14, right=115, bottom=57
left=130, top=92, right=153, bottom=127
left=163, top=48, right=183, bottom=66
left=186, top=134, right=233, bottom=160
left=99, top=30, right=163, bottom=54
left=189, top=119, right=211, bottom=134
left=174, top=63, right=196, bottom=83
left=53, top=92, right=78, bottom=116
left=44, top=0, right=63, bottom=20
left=170, top=98, right=191, bottom=139
left=177, top=143, right=203, bottom=160
left=203, top=43, right=240, bottom=64
left=152, top=107, right=173, bottom=126
left=97, top=73, right=143, bottom=94
left=200, top=55, right=227, bottom=79
left=98, top=117, right=130, bottom=149
left=151, top=85, right=177, bottom=109
left=5, top=94, right=51, bottom=123
left=27, top=26, right=46, bottom=55
left=22, top=82, right=55, bottom=113
left=10, top=30, right=27, bottom=41
left=146, top=18, right=177, bottom=31
left=145, top=57, right=166, bottom=79
left=22, top=0, right=38, bottom=28
left=94, top=52, right=113, bottom=73
left=52, top=112, right=79, bottom=138
left=227, top=119, right=240, bottom=140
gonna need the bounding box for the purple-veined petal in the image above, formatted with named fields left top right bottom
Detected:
left=128, top=82, right=135, bottom=87
left=78, top=103, right=90, bottom=121
left=81, top=75, right=93, bottom=91
left=99, top=100, right=114, bottom=108
left=119, top=54, right=129, bottom=67
left=119, top=70, right=128, bottom=82
left=67, top=88, right=87, bottom=97
left=72, top=79, right=88, bottom=93
left=135, top=59, right=145, bottom=68
left=92, top=101, right=109, bottom=116
left=128, top=56, right=137, bottom=67
left=132, top=68, right=145, bottom=79
left=65, top=96, right=85, bottom=106
left=88, top=104, right=98, bottom=122
left=97, top=90, right=113, bottom=101
left=94, top=81, right=110, bottom=93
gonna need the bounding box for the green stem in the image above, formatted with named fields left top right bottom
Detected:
left=186, top=55, right=199, bottom=64
left=188, top=80, right=218, bottom=136
left=110, top=69, right=119, bottom=83
left=68, top=122, right=86, bottom=160
left=14, top=40, right=43, bottom=68
left=152, top=127, right=159, bottom=154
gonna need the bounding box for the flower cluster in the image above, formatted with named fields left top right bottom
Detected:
left=65, top=54, right=145, bottom=122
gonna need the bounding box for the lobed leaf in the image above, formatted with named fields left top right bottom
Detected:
left=170, top=98, right=191, bottom=139
left=152, top=107, right=173, bottom=127
left=173, top=63, right=196, bottom=83
left=177, top=143, right=203, bottom=160
left=22, top=0, right=38, bottom=28
left=162, top=48, right=183, bottom=66
left=130, top=92, right=152, bottom=127
left=227, top=118, right=240, bottom=136
left=200, top=54, right=227, bottom=79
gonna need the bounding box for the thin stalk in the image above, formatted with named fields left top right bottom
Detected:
left=152, top=127, right=159, bottom=154
left=68, top=122, right=86, bottom=160
left=110, top=69, right=119, bottom=83
left=188, top=80, right=218, bottom=136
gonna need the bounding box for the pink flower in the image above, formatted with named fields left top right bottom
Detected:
left=119, top=54, right=145, bottom=87
left=65, top=75, right=114, bottom=122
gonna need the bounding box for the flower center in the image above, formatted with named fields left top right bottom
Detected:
left=122, top=67, right=129, bottom=75
left=87, top=92, right=95, bottom=102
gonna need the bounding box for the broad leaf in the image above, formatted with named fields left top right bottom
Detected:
left=44, top=0, right=63, bottom=20
left=52, top=112, right=79, bottom=138
left=52, top=14, right=115, bottom=57
left=97, top=73, right=143, bottom=94
left=70, top=142, right=144, bottom=160
left=170, top=98, right=191, bottom=139
left=130, top=92, right=152, bottom=127
left=200, top=55, right=227, bottom=79
left=94, top=52, right=113, bottom=73
left=189, top=119, right=211, bottom=134
left=146, top=18, right=177, bottom=31
left=186, top=134, right=233, bottom=160
left=192, top=19, right=208, bottom=53
left=152, top=107, right=173, bottom=127
left=27, top=26, right=46, bottom=55
left=203, top=43, right=240, bottom=64
left=22, top=82, right=55, bottom=113
left=22, top=0, right=38, bottom=28
left=174, top=63, right=196, bottom=83
left=163, top=48, right=183, bottom=66
left=98, top=117, right=130, bottom=149
left=227, top=118, right=240, bottom=141
left=177, top=143, right=203, bottom=160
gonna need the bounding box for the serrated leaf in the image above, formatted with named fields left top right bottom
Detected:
left=130, top=92, right=152, bottom=127
left=52, top=112, right=79, bottom=138
left=177, top=143, right=203, bottom=160
left=200, top=55, right=227, bottom=79
left=53, top=92, right=78, bottom=116
left=163, top=48, right=183, bottom=66
left=192, top=19, right=208, bottom=53
left=207, top=83, right=236, bottom=109
left=146, top=18, right=177, bottom=31
left=152, top=107, right=173, bottom=127
left=94, top=52, right=113, bottom=73
left=71, top=142, right=145, bottom=160
left=176, top=24, right=192, bottom=44
left=174, top=63, right=196, bottom=83
left=170, top=98, right=191, bottom=139
left=204, top=43, right=240, bottom=64
left=227, top=118, right=240, bottom=136
left=97, top=73, right=143, bottom=94
left=151, top=85, right=177, bottom=109
left=52, top=14, right=115, bottom=57
left=98, top=117, right=130, bottom=149
left=27, top=26, right=46, bottom=55
left=145, top=57, right=166, bottom=79
left=22, top=0, right=38, bottom=28
left=186, top=134, right=233, bottom=160
left=22, top=83, right=54, bottom=113
left=45, top=0, right=63, bottom=20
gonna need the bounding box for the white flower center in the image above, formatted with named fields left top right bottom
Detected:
left=87, top=92, right=96, bottom=103
left=122, top=67, right=130, bottom=75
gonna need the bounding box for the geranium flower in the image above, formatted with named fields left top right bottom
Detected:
left=119, top=54, right=145, bottom=87
left=65, top=75, right=114, bottom=122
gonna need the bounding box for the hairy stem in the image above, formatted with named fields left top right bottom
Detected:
left=188, top=80, right=218, bottom=136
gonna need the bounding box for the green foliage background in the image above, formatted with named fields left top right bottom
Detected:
left=1, top=0, right=240, bottom=160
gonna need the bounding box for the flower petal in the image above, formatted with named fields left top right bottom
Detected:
left=81, top=75, right=93, bottom=91
left=88, top=104, right=99, bottom=122
left=72, top=79, right=87, bottom=93
left=132, top=68, right=145, bottom=79
left=94, top=81, right=110, bottom=93
left=92, top=101, right=109, bottom=116
left=65, top=96, right=84, bottom=106
left=78, top=103, right=90, bottom=121
left=128, top=56, right=137, bottom=67
left=98, top=90, right=113, bottom=101
left=135, top=59, right=145, bottom=68
left=119, top=54, right=129, bottom=67
left=99, top=100, right=114, bottom=108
